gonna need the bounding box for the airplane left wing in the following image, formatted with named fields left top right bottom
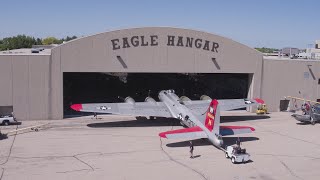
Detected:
left=159, top=126, right=208, bottom=139
left=71, top=102, right=172, bottom=118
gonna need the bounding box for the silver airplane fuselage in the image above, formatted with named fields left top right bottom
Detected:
left=158, top=90, right=195, bottom=126
left=158, top=90, right=223, bottom=147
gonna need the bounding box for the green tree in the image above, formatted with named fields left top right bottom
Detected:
left=0, top=39, right=4, bottom=51
left=0, top=35, right=78, bottom=51
left=0, top=35, right=37, bottom=51
left=255, top=47, right=278, bottom=53
left=61, top=36, right=77, bottom=42
left=42, top=37, right=62, bottom=45
left=36, top=38, right=42, bottom=45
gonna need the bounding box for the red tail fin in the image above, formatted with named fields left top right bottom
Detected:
left=205, top=99, right=218, bottom=131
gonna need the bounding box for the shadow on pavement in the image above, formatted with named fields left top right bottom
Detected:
left=0, top=134, right=8, bottom=140
left=166, top=137, right=259, bottom=148
left=192, top=155, right=201, bottom=159
left=223, top=137, right=259, bottom=146
left=221, top=115, right=270, bottom=123
left=0, top=121, right=22, bottom=126
left=296, top=122, right=310, bottom=125
left=87, top=117, right=181, bottom=128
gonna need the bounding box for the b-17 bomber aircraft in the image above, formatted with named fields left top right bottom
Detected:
left=71, top=90, right=264, bottom=148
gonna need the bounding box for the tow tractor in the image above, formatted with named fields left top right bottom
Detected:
left=225, top=142, right=250, bottom=164
left=256, top=104, right=268, bottom=115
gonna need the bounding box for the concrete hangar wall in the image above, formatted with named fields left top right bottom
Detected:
left=0, top=27, right=264, bottom=120
left=261, top=58, right=320, bottom=111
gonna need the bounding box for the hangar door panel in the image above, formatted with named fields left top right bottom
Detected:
left=63, top=73, right=249, bottom=116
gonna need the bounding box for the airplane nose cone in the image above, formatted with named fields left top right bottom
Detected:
left=71, top=104, right=82, bottom=111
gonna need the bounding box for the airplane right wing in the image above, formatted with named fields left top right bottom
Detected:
left=71, top=102, right=172, bottom=118
left=184, top=98, right=264, bottom=122
left=220, top=125, right=255, bottom=136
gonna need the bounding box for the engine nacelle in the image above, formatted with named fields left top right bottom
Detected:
left=179, top=96, right=191, bottom=102
left=124, top=96, right=135, bottom=104
left=145, top=97, right=156, bottom=104
left=200, top=95, right=212, bottom=100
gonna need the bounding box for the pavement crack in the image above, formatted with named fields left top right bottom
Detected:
left=1, top=151, right=97, bottom=174
left=73, top=155, right=94, bottom=171
left=0, top=124, right=19, bottom=166
left=276, top=157, right=302, bottom=180
left=3, top=150, right=160, bottom=161
left=159, top=138, right=208, bottom=180
left=255, top=152, right=303, bottom=180
left=56, top=168, right=90, bottom=174
left=253, top=153, right=319, bottom=159
left=254, top=123, right=320, bottom=147
left=0, top=168, right=4, bottom=180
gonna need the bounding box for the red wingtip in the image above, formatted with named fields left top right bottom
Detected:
left=71, top=104, right=82, bottom=111
left=250, top=127, right=255, bottom=131
left=159, top=132, right=166, bottom=138
left=254, top=98, right=265, bottom=104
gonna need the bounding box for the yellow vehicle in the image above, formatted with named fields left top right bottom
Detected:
left=256, top=104, right=267, bottom=114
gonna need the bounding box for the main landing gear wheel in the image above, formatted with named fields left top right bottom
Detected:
left=3, top=121, right=9, bottom=126
left=231, top=157, right=236, bottom=164
left=225, top=153, right=229, bottom=158
left=311, top=117, right=316, bottom=125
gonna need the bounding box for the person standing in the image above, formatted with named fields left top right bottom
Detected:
left=189, top=141, right=194, bottom=158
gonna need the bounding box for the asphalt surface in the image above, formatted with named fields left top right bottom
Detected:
left=0, top=111, right=319, bottom=180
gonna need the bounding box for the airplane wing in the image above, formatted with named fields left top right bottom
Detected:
left=71, top=102, right=172, bottom=118
left=185, top=98, right=264, bottom=112
left=159, top=126, right=208, bottom=139
left=159, top=125, right=255, bottom=139
left=185, top=98, right=264, bottom=121
left=219, top=125, right=255, bottom=136
left=218, top=98, right=264, bottom=111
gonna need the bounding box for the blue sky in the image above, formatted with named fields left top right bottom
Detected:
left=0, top=0, right=319, bottom=48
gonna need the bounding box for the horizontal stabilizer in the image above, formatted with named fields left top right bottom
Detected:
left=159, top=126, right=208, bottom=139
left=220, top=126, right=255, bottom=136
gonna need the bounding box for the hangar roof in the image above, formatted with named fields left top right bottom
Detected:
left=51, top=27, right=263, bottom=74
left=264, top=56, right=320, bottom=62
left=0, top=48, right=51, bottom=56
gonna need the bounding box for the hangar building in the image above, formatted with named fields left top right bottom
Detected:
left=0, top=27, right=319, bottom=120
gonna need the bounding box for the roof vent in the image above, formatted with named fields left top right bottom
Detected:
left=31, top=49, right=40, bottom=53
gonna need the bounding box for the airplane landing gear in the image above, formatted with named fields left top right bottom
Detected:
left=310, top=117, right=316, bottom=125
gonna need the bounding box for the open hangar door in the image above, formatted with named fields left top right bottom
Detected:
left=63, top=73, right=250, bottom=117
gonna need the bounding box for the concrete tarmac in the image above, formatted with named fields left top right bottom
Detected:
left=0, top=111, right=319, bottom=180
